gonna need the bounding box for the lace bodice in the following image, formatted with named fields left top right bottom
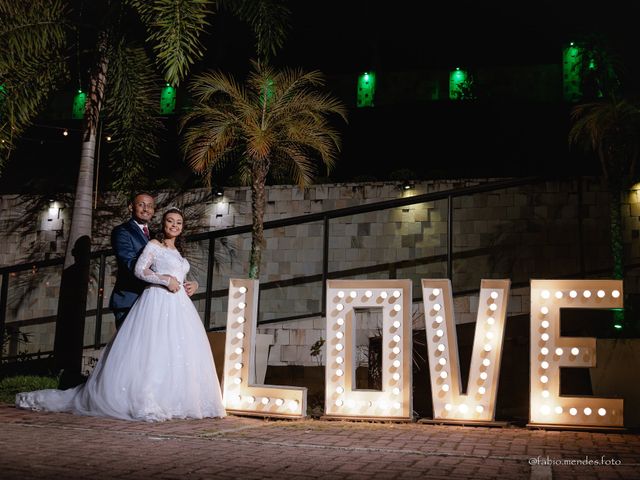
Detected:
left=134, top=241, right=189, bottom=286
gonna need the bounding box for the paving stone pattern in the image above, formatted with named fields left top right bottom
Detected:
left=1, top=405, right=639, bottom=479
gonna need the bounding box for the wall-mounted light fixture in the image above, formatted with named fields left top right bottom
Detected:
left=212, top=185, right=224, bottom=197
left=41, top=201, right=64, bottom=231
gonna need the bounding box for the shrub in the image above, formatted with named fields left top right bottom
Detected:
left=0, top=375, right=58, bottom=404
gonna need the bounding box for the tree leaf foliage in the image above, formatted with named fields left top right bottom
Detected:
left=180, top=60, right=347, bottom=188
left=104, top=42, right=164, bottom=193
left=0, top=0, right=290, bottom=189
left=569, top=97, right=640, bottom=186
left=0, top=0, right=70, bottom=166
left=219, top=0, right=290, bottom=63
left=127, top=0, right=214, bottom=87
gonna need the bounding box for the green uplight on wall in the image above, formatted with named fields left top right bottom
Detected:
left=449, top=68, right=467, bottom=100
left=357, top=71, right=376, bottom=107
left=72, top=89, right=86, bottom=119
left=563, top=42, right=582, bottom=102
left=160, top=83, right=176, bottom=115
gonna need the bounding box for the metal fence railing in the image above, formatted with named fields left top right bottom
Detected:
left=4, top=176, right=605, bottom=361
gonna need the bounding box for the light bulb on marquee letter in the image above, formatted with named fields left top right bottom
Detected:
left=223, top=279, right=307, bottom=418
left=325, top=279, right=412, bottom=420
left=422, top=279, right=510, bottom=423
left=529, top=279, right=623, bottom=428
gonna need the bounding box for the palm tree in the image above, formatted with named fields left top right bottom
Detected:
left=0, top=0, right=289, bottom=385
left=569, top=97, right=640, bottom=326
left=180, top=61, right=347, bottom=278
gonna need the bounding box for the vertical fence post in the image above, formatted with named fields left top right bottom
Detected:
left=447, top=194, right=453, bottom=281
left=0, top=272, right=8, bottom=362
left=204, top=237, right=216, bottom=329
left=577, top=177, right=585, bottom=277
left=321, top=216, right=330, bottom=316
left=388, top=264, right=397, bottom=279
left=93, top=253, right=106, bottom=349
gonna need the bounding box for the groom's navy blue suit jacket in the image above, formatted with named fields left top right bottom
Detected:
left=109, top=218, right=150, bottom=313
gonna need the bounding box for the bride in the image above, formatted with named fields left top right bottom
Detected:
left=16, top=208, right=226, bottom=421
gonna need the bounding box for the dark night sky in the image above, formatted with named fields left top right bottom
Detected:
left=210, top=1, right=640, bottom=74
left=1, top=1, right=637, bottom=193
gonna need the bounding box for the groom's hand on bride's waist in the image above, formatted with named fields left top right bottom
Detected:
left=184, top=280, right=198, bottom=297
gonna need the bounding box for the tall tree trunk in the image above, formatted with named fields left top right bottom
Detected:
left=609, top=188, right=624, bottom=280
left=53, top=38, right=109, bottom=388
left=249, top=162, right=269, bottom=279
left=608, top=186, right=625, bottom=327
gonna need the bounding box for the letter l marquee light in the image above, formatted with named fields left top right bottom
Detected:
left=422, top=279, right=510, bottom=423
left=324, top=280, right=413, bottom=420
left=222, top=279, right=307, bottom=418
left=529, top=279, right=624, bottom=428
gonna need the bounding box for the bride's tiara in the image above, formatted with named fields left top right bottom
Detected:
left=164, top=206, right=183, bottom=214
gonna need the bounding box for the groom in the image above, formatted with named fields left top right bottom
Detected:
left=110, top=192, right=197, bottom=329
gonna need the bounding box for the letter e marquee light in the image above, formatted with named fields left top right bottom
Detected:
left=222, top=279, right=307, bottom=418
left=529, top=279, right=624, bottom=428
left=422, top=279, right=510, bottom=423
left=325, top=280, right=413, bottom=420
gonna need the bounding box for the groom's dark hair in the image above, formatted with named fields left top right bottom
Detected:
left=128, top=191, right=155, bottom=205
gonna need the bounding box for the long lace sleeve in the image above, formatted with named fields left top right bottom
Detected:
left=134, top=243, right=171, bottom=286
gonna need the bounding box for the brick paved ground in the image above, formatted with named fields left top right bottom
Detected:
left=0, top=404, right=639, bottom=479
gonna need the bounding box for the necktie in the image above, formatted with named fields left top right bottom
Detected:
left=142, top=224, right=150, bottom=239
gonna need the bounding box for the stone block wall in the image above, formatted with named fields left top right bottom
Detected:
left=1, top=178, right=638, bottom=366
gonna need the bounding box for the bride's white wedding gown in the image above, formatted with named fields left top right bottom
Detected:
left=16, top=241, right=226, bottom=422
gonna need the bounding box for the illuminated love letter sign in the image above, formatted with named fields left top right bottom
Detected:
left=529, top=279, right=624, bottom=428
left=222, top=279, right=307, bottom=418
left=422, top=279, right=510, bottom=423
left=324, top=280, right=413, bottom=420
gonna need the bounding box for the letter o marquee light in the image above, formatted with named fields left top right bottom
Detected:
left=324, top=280, right=413, bottom=420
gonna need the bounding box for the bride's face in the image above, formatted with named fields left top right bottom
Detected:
left=163, top=212, right=183, bottom=239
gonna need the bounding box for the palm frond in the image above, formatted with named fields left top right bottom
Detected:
left=0, top=0, right=70, bottom=170
left=0, top=0, right=69, bottom=60
left=103, top=42, right=164, bottom=193
left=127, top=0, right=214, bottom=86
left=181, top=108, right=242, bottom=182
left=181, top=62, right=346, bottom=187
left=275, top=144, right=316, bottom=188
left=219, top=0, right=290, bottom=62
left=569, top=97, right=640, bottom=183
left=188, top=70, right=248, bottom=108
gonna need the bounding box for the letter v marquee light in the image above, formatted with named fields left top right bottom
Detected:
left=222, top=279, right=307, bottom=418
left=529, top=279, right=624, bottom=428
left=422, top=279, right=510, bottom=423
left=324, top=280, right=413, bottom=420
